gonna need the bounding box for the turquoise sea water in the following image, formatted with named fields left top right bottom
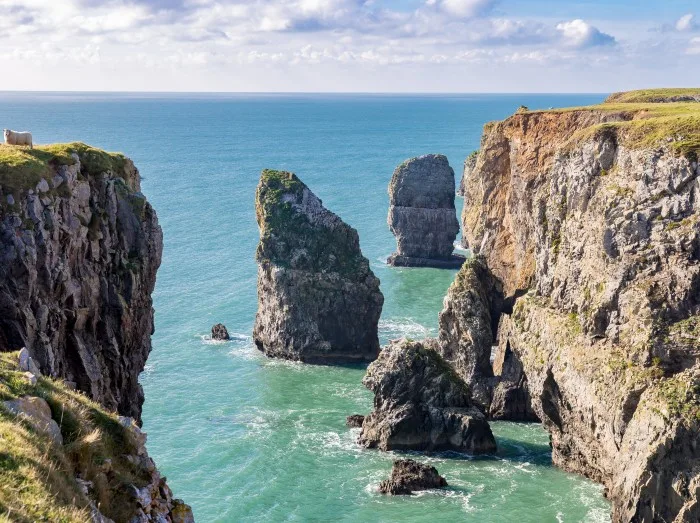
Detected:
left=1, top=92, right=610, bottom=522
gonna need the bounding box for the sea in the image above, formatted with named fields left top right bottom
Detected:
left=0, top=92, right=610, bottom=522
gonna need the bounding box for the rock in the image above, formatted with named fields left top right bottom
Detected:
left=457, top=150, right=478, bottom=197
left=346, top=414, right=365, bottom=428
left=460, top=92, right=700, bottom=521
left=23, top=372, right=37, bottom=386
left=379, top=459, right=447, bottom=495
left=3, top=395, right=63, bottom=446
left=18, top=347, right=41, bottom=377
left=118, top=416, right=148, bottom=457
left=171, top=500, right=195, bottom=523
left=0, top=148, right=162, bottom=423
left=359, top=338, right=496, bottom=453
left=211, top=323, right=230, bottom=341
left=253, top=169, right=383, bottom=363
left=387, top=154, right=464, bottom=269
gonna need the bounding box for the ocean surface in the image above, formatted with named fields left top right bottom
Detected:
left=1, top=92, right=610, bottom=522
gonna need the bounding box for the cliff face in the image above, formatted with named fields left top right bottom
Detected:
left=254, top=169, right=383, bottom=363
left=387, top=155, right=463, bottom=268
left=0, top=143, right=162, bottom=423
left=460, top=93, right=700, bottom=522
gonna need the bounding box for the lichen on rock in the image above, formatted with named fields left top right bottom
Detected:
left=387, top=154, right=464, bottom=269
left=253, top=169, right=383, bottom=363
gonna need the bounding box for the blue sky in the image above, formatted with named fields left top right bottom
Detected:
left=0, top=0, right=698, bottom=92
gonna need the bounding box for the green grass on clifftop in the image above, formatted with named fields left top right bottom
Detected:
left=536, top=89, right=700, bottom=158
left=0, top=143, right=130, bottom=192
left=605, top=88, right=700, bottom=103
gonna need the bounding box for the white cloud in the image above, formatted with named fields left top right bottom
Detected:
left=676, top=13, right=697, bottom=32
left=426, top=0, right=495, bottom=18
left=688, top=37, right=700, bottom=55
left=556, top=19, right=615, bottom=48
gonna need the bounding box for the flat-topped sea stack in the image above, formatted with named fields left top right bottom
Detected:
left=358, top=338, right=496, bottom=453
left=253, top=170, right=384, bottom=363
left=387, top=154, right=464, bottom=269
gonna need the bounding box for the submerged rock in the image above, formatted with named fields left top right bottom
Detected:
left=346, top=414, right=365, bottom=428
left=387, top=154, right=464, bottom=269
left=379, top=459, right=447, bottom=495
left=211, top=323, right=230, bottom=341
left=253, top=170, right=384, bottom=363
left=359, top=338, right=496, bottom=453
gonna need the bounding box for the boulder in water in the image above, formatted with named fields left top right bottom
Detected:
left=379, top=459, right=447, bottom=495
left=211, top=323, right=230, bottom=341
left=346, top=414, right=365, bottom=428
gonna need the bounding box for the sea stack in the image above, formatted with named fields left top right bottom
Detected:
left=358, top=338, right=496, bottom=453
left=457, top=150, right=478, bottom=197
left=253, top=169, right=384, bottom=363
left=387, top=154, right=464, bottom=269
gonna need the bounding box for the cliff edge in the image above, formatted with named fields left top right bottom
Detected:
left=460, top=89, right=700, bottom=521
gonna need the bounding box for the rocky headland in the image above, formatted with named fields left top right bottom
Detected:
left=0, top=143, right=191, bottom=522
left=458, top=89, right=700, bottom=521
left=253, top=169, right=384, bottom=363
left=358, top=338, right=496, bottom=453
left=387, top=154, right=464, bottom=269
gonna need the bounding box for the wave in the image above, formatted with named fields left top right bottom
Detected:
left=379, top=318, right=434, bottom=339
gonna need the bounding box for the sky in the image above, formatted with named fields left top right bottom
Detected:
left=0, top=0, right=698, bottom=92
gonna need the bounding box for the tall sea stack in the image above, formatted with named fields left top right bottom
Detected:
left=253, top=169, right=383, bottom=363
left=387, top=154, right=464, bottom=269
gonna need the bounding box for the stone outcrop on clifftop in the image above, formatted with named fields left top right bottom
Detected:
left=0, top=143, right=162, bottom=423
left=459, top=90, right=700, bottom=522
left=253, top=169, right=384, bottom=363
left=358, top=338, right=496, bottom=453
left=387, top=154, right=464, bottom=269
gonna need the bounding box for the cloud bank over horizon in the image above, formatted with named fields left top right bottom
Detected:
left=0, top=0, right=697, bottom=92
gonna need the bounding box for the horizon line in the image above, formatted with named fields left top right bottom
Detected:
left=0, top=90, right=611, bottom=95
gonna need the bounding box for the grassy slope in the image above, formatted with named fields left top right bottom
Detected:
left=531, top=88, right=700, bottom=158
left=0, top=352, right=151, bottom=522
left=0, top=143, right=131, bottom=192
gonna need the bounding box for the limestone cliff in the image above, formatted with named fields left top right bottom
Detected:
left=457, top=150, right=478, bottom=197
left=0, top=143, right=162, bottom=423
left=253, top=170, right=383, bottom=363
left=387, top=155, right=463, bottom=269
left=459, top=90, right=700, bottom=522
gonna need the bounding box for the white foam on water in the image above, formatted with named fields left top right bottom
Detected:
left=379, top=318, right=434, bottom=339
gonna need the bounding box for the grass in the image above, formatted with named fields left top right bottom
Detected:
left=605, top=88, right=700, bottom=103
left=0, top=143, right=131, bottom=193
left=0, top=351, right=152, bottom=522
left=531, top=89, right=700, bottom=157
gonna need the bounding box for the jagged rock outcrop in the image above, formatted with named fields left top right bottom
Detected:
left=358, top=338, right=496, bottom=453
left=387, top=154, right=464, bottom=269
left=457, top=150, right=478, bottom=197
left=211, top=323, right=230, bottom=341
left=0, top=143, right=162, bottom=423
left=346, top=414, right=364, bottom=428
left=437, top=256, right=538, bottom=420
left=460, top=90, right=700, bottom=522
left=379, top=459, right=447, bottom=495
left=253, top=169, right=383, bottom=363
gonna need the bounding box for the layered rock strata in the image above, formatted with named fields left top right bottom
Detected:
left=379, top=459, right=447, bottom=495
left=253, top=170, right=383, bottom=363
left=387, top=154, right=464, bottom=269
left=0, top=143, right=162, bottom=423
left=358, top=338, right=496, bottom=453
left=460, top=90, right=700, bottom=521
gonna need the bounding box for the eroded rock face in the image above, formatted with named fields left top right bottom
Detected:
left=387, top=154, right=463, bottom=269
left=359, top=338, right=496, bottom=453
left=462, top=104, right=700, bottom=521
left=457, top=150, right=478, bottom=197
left=346, top=414, right=365, bottom=428
left=379, top=459, right=447, bottom=495
left=253, top=170, right=383, bottom=363
left=0, top=147, right=162, bottom=423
